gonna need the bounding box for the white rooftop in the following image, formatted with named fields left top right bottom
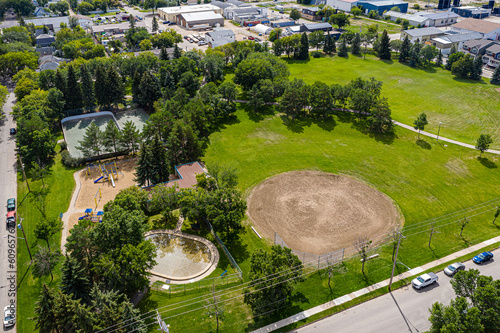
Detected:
left=180, top=11, right=223, bottom=21
left=158, top=4, right=220, bottom=14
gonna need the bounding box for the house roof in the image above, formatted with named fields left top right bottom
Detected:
left=36, top=46, right=55, bottom=55
left=443, top=31, right=483, bottom=43
left=179, top=11, right=224, bottom=22
left=304, top=22, right=332, bottom=30
left=463, top=39, right=497, bottom=49
left=452, top=18, right=500, bottom=34
left=403, top=27, right=444, bottom=37
left=40, top=61, right=59, bottom=71
left=206, top=28, right=235, bottom=39
left=36, top=33, right=55, bottom=40
left=486, top=43, right=500, bottom=53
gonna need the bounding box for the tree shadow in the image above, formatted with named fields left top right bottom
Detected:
left=225, top=232, right=250, bottom=264
left=477, top=157, right=497, bottom=169
left=380, top=59, right=394, bottom=65
left=452, top=76, right=487, bottom=85
left=280, top=115, right=312, bottom=133
left=244, top=103, right=277, bottom=123
left=312, top=115, right=337, bottom=132
left=416, top=139, right=431, bottom=150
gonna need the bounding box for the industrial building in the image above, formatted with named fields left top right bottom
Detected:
left=303, top=22, right=333, bottom=32
left=325, top=0, right=359, bottom=13
left=451, top=18, right=500, bottom=40
left=451, top=6, right=491, bottom=19
left=417, top=12, right=459, bottom=27
left=383, top=11, right=431, bottom=27
left=205, top=28, right=235, bottom=47
left=271, top=20, right=297, bottom=28
left=357, top=0, right=408, bottom=14
left=400, top=27, right=444, bottom=43
left=223, top=6, right=268, bottom=25
left=157, top=5, right=222, bottom=22
left=177, top=11, right=225, bottom=29
left=251, top=24, right=272, bottom=35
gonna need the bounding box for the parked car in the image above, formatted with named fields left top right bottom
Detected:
left=198, top=41, right=207, bottom=46
left=6, top=211, right=15, bottom=228
left=3, top=306, right=15, bottom=328
left=10, top=128, right=16, bottom=135
left=7, top=198, right=15, bottom=212
left=444, top=262, right=465, bottom=277
left=412, top=272, right=438, bottom=290
left=248, top=36, right=254, bottom=40
left=183, top=35, right=188, bottom=39
left=473, top=252, right=493, bottom=264
left=168, top=22, right=176, bottom=25
left=163, top=20, right=170, bottom=24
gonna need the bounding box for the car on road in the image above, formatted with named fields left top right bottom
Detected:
left=444, top=262, right=465, bottom=277
left=3, top=305, right=15, bottom=328
left=10, top=128, right=16, bottom=135
left=248, top=36, right=254, bottom=40
left=412, top=272, right=438, bottom=290
left=198, top=41, right=207, bottom=46
left=473, top=251, right=493, bottom=264
left=7, top=198, right=15, bottom=212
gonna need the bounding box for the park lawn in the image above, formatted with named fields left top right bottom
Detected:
left=287, top=55, right=500, bottom=149
left=16, top=147, right=77, bottom=333
left=346, top=17, right=402, bottom=34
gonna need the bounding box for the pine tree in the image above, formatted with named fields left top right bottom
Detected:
left=102, top=120, right=122, bottom=154
left=351, top=33, right=361, bottom=55
left=173, top=44, right=182, bottom=59
left=76, top=121, right=103, bottom=158
left=120, top=120, right=141, bottom=154
left=106, top=66, right=125, bottom=109
left=298, top=32, right=309, bottom=60
left=399, top=36, right=410, bottom=63
left=152, top=16, right=158, bottom=33
left=338, top=37, right=348, bottom=57
left=378, top=30, right=391, bottom=60
left=94, top=64, right=108, bottom=107
left=80, top=64, right=95, bottom=110
left=491, top=65, right=500, bottom=85
left=150, top=134, right=169, bottom=184
left=132, top=70, right=142, bottom=102
left=135, top=142, right=155, bottom=186
left=470, top=55, right=483, bottom=80
left=54, top=69, right=66, bottom=102
left=409, top=40, right=421, bottom=67
left=60, top=254, right=90, bottom=301
left=65, top=64, right=82, bottom=111
left=160, top=46, right=170, bottom=60
left=138, top=71, right=162, bottom=111
left=34, top=284, right=58, bottom=333
left=323, top=34, right=330, bottom=53
left=436, top=50, right=443, bottom=67
left=166, top=121, right=201, bottom=169
left=450, top=44, right=457, bottom=55
left=163, top=70, right=176, bottom=99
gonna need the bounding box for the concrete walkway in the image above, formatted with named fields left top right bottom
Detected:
left=252, top=235, right=500, bottom=333
left=60, top=167, right=85, bottom=253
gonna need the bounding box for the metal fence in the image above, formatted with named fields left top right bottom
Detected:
left=151, top=272, right=241, bottom=295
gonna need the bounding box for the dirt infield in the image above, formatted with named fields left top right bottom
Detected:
left=75, top=159, right=138, bottom=211
left=247, top=171, right=402, bottom=255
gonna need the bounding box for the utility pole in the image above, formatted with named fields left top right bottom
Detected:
left=18, top=155, right=30, bottom=193
left=156, top=310, right=170, bottom=333
left=18, top=218, right=32, bottom=262
left=388, top=231, right=405, bottom=291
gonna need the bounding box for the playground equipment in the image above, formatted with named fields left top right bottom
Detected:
left=94, top=188, right=102, bottom=208
left=109, top=173, right=115, bottom=188
left=78, top=208, right=104, bottom=223
left=86, top=164, right=92, bottom=177
left=98, top=163, right=118, bottom=187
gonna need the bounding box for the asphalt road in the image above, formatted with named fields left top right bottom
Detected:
left=0, top=92, right=18, bottom=332
left=293, top=249, right=499, bottom=333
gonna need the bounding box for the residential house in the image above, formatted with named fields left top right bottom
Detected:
left=301, top=7, right=321, bottom=21
left=401, top=27, right=445, bottom=43
left=35, top=33, right=56, bottom=47
left=38, top=54, right=68, bottom=72
left=461, top=39, right=497, bottom=58
left=451, top=18, right=500, bottom=40
left=36, top=46, right=56, bottom=55
left=34, top=7, right=49, bottom=17
left=205, top=28, right=235, bottom=47
left=483, top=43, right=500, bottom=68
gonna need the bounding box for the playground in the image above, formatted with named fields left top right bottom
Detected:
left=66, top=159, right=138, bottom=232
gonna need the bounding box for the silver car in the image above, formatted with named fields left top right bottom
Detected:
left=3, top=306, right=15, bottom=328
left=444, top=262, right=465, bottom=277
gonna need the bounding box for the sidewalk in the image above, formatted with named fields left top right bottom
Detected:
left=252, top=235, right=500, bottom=333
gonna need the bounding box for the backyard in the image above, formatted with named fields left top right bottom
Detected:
left=287, top=55, right=500, bottom=149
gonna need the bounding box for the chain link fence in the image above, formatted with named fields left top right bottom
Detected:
left=151, top=272, right=241, bottom=295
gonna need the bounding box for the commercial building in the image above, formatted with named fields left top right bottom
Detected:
left=325, top=0, right=359, bottom=13
left=271, top=20, right=296, bottom=28
left=383, top=11, right=431, bottom=27
left=223, top=6, right=268, bottom=24
left=177, top=11, right=225, bottom=29
left=400, top=27, right=445, bottom=43
left=357, top=0, right=409, bottom=15
left=157, top=5, right=223, bottom=22
left=451, top=18, right=500, bottom=40
left=451, top=6, right=491, bottom=19
left=91, top=21, right=149, bottom=36
left=301, top=7, right=321, bottom=21
left=303, top=22, right=333, bottom=32
left=416, top=12, right=459, bottom=27
left=205, top=28, right=235, bottom=47
left=25, top=16, right=70, bottom=32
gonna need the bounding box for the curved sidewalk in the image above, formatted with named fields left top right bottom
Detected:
left=60, top=167, right=85, bottom=253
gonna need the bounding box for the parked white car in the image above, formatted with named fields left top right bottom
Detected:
left=3, top=305, right=15, bottom=328
left=412, top=272, right=438, bottom=290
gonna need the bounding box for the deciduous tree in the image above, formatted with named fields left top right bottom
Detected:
left=413, top=112, right=428, bottom=139
left=475, top=134, right=493, bottom=157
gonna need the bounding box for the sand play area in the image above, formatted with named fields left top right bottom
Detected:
left=247, top=171, right=401, bottom=255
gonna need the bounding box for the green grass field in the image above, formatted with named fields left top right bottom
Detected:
left=287, top=56, right=500, bottom=149
left=16, top=146, right=77, bottom=333
left=346, top=17, right=402, bottom=34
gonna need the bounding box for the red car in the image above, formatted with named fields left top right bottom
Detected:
left=248, top=36, right=254, bottom=40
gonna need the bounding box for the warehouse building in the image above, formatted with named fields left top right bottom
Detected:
left=158, top=5, right=222, bottom=22
left=177, top=11, right=225, bottom=29
left=357, top=0, right=408, bottom=15
left=325, top=0, right=359, bottom=13
left=451, top=18, right=500, bottom=40
left=205, top=28, right=235, bottom=47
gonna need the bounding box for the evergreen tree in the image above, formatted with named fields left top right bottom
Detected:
left=298, top=32, right=309, bottom=60
left=470, top=55, right=483, bottom=80
left=378, top=30, right=391, bottom=60
left=34, top=284, right=58, bottom=333
left=60, top=254, right=90, bottom=301
left=323, top=34, right=331, bottom=53
left=138, top=71, right=162, bottom=110
left=120, top=120, right=141, bottom=154
left=76, top=121, right=103, bottom=158
left=135, top=142, right=155, bottom=186
left=450, top=44, right=457, bottom=55
left=94, top=64, right=108, bottom=107
left=409, top=40, right=421, bottom=67
left=54, top=69, right=66, bottom=102
left=163, top=70, right=176, bottom=99
left=173, top=44, right=182, bottom=59
left=166, top=121, right=201, bottom=169
left=132, top=70, right=141, bottom=102
left=106, top=66, right=125, bottom=108
left=491, top=65, right=500, bottom=85
left=399, top=36, right=410, bottom=63
left=152, top=16, right=158, bottom=33
left=102, top=120, right=122, bottom=154
left=150, top=134, right=169, bottom=184
left=338, top=37, right=348, bottom=57
left=351, top=33, right=361, bottom=55
left=65, top=64, right=82, bottom=111
left=436, top=50, right=443, bottom=67
left=80, top=64, right=95, bottom=110
left=160, top=46, right=170, bottom=60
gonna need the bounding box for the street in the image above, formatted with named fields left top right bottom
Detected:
left=293, top=249, right=499, bottom=333
left=0, top=91, right=18, bottom=332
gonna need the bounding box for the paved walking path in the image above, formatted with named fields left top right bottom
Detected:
left=252, top=235, right=500, bottom=333
left=60, top=168, right=84, bottom=253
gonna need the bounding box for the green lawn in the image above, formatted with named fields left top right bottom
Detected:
left=346, top=17, right=402, bottom=34
left=139, top=104, right=500, bottom=332
left=287, top=56, right=500, bottom=149
left=16, top=146, right=77, bottom=333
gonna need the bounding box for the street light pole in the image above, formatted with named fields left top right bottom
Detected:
left=436, top=122, right=442, bottom=142
left=18, top=218, right=32, bottom=262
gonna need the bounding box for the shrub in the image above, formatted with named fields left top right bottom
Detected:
left=396, top=18, right=402, bottom=24
left=312, top=51, right=322, bottom=58
left=413, top=3, right=420, bottom=9
left=61, top=150, right=84, bottom=168
left=59, top=141, right=67, bottom=151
